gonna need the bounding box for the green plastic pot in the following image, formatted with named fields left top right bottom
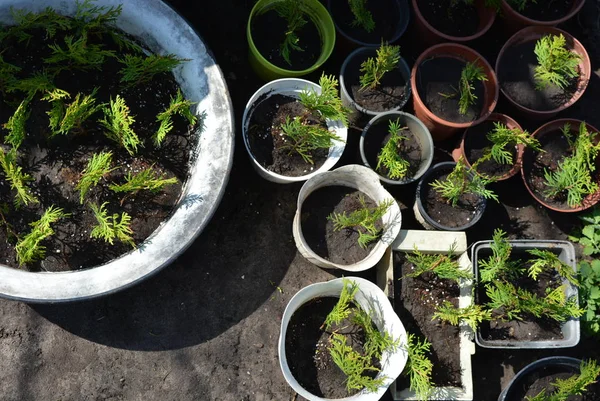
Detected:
left=247, top=0, right=336, bottom=81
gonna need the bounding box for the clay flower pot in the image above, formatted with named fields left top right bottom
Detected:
left=521, top=119, right=600, bottom=213
left=451, top=113, right=524, bottom=181
left=500, top=0, right=585, bottom=31
left=411, top=43, right=499, bottom=141
left=412, top=0, right=496, bottom=45
left=496, top=26, right=591, bottom=120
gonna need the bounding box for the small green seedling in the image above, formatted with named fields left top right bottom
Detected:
left=0, top=147, right=38, bottom=208
left=6, top=71, right=56, bottom=98
left=7, top=6, right=72, bottom=43
left=534, top=34, right=581, bottom=90
left=348, top=0, right=375, bottom=33
left=73, top=0, right=122, bottom=34
left=46, top=88, right=103, bottom=136
left=433, top=302, right=492, bottom=331
left=109, top=166, right=178, bottom=195
left=279, top=116, right=342, bottom=164
left=403, top=245, right=473, bottom=282
left=375, top=119, right=410, bottom=180
left=458, top=61, right=487, bottom=115
left=328, top=196, right=393, bottom=248
left=299, top=73, right=351, bottom=127
left=525, top=359, right=600, bottom=401
left=118, top=54, right=184, bottom=86
left=478, top=228, right=522, bottom=283
left=0, top=55, right=21, bottom=91
left=45, top=33, right=116, bottom=72
left=75, top=151, right=116, bottom=203
left=99, top=95, right=141, bottom=155
left=527, top=248, right=578, bottom=286
left=15, top=206, right=68, bottom=266
left=3, top=97, right=31, bottom=149
left=272, top=0, right=307, bottom=66
left=484, top=123, right=542, bottom=165
left=154, top=89, right=197, bottom=146
left=89, top=202, right=135, bottom=248
left=359, top=43, right=400, bottom=90
left=403, top=333, right=434, bottom=401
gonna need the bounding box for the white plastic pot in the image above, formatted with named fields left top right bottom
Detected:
left=242, top=78, right=348, bottom=184
left=0, top=0, right=234, bottom=302
left=279, top=277, right=409, bottom=401
left=292, top=164, right=402, bottom=271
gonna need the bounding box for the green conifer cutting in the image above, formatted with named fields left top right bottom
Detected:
left=3, top=98, right=31, bottom=149
left=0, top=147, right=38, bottom=208
left=534, top=34, right=581, bottom=90
left=75, top=151, right=116, bottom=203
left=299, top=73, right=351, bottom=127
left=89, top=202, right=135, bottom=248
left=99, top=95, right=141, bottom=155
left=348, top=0, right=375, bottom=33
left=458, top=61, right=488, bottom=115
left=154, top=89, right=197, bottom=146
left=484, top=123, right=542, bottom=165
left=15, top=206, right=68, bottom=266
left=359, top=43, right=400, bottom=90
left=279, top=116, right=342, bottom=164
left=118, top=54, right=185, bottom=86
left=109, top=166, right=177, bottom=195
left=375, top=118, right=410, bottom=180
left=272, top=0, right=307, bottom=66
left=46, top=88, right=102, bottom=136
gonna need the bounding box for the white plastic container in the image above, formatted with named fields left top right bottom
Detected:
left=242, top=78, right=348, bottom=184
left=279, top=277, right=409, bottom=401
left=292, top=164, right=402, bottom=271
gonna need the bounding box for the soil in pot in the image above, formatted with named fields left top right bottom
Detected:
left=416, top=0, right=479, bottom=37
left=247, top=93, right=328, bottom=177
left=464, top=120, right=516, bottom=178
left=498, top=41, right=579, bottom=111
left=507, top=0, right=575, bottom=22
left=300, top=186, right=381, bottom=264
left=393, top=253, right=463, bottom=388
left=363, top=121, right=422, bottom=180
left=251, top=8, right=321, bottom=70
left=511, top=365, right=600, bottom=400
left=0, top=12, right=196, bottom=272
left=285, top=296, right=381, bottom=398
left=417, top=57, right=485, bottom=123
left=329, top=0, right=401, bottom=44
left=344, top=52, right=407, bottom=112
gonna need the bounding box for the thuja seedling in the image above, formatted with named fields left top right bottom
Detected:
left=73, top=0, right=122, bottom=34
left=525, top=359, right=600, bottom=401
left=279, top=116, right=342, bottom=164
left=6, top=71, right=56, bottom=98
left=403, top=245, right=473, bottom=283
left=99, top=95, right=142, bottom=155
left=403, top=333, right=434, bottom=401
left=15, top=206, right=68, bottom=266
left=429, top=156, right=498, bottom=207
left=432, top=302, right=492, bottom=331
left=328, top=196, right=394, bottom=248
left=527, top=249, right=579, bottom=286
left=543, top=122, right=600, bottom=208
left=0, top=147, right=38, bottom=208
left=272, top=0, right=307, bottom=66
left=89, top=202, right=135, bottom=248
left=375, top=119, right=410, bottom=180
left=323, top=279, right=360, bottom=330
left=118, top=53, right=185, bottom=87
left=109, top=166, right=178, bottom=195
left=299, top=73, right=351, bottom=127
left=458, top=61, right=487, bottom=115
left=75, top=151, right=116, bottom=204
left=46, top=88, right=103, bottom=136
left=478, top=229, right=521, bottom=283
left=45, top=33, right=116, bottom=72
left=359, top=43, right=401, bottom=90
left=0, top=55, right=21, bottom=91
left=154, top=89, right=198, bottom=146
left=348, top=0, right=375, bottom=33
left=534, top=34, right=581, bottom=91
left=3, top=98, right=31, bottom=149
left=7, top=6, right=72, bottom=43
left=484, top=122, right=542, bottom=165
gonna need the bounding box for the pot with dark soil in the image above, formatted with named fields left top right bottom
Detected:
left=359, top=112, right=433, bottom=185
left=470, top=231, right=582, bottom=348
left=496, top=26, right=591, bottom=119
left=414, top=160, right=497, bottom=231
left=242, top=75, right=348, bottom=183
left=500, top=0, right=585, bottom=29
left=521, top=119, right=600, bottom=213
left=327, top=0, right=409, bottom=48
left=247, top=0, right=336, bottom=80
left=340, top=44, right=411, bottom=117
left=411, top=43, right=498, bottom=141
left=451, top=113, right=541, bottom=181
left=0, top=0, right=234, bottom=301
left=292, top=164, right=402, bottom=271
left=279, top=277, right=408, bottom=401
left=412, top=0, right=496, bottom=45
left=498, top=357, right=600, bottom=401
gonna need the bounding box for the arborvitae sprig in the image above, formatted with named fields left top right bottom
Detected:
left=279, top=116, right=342, bottom=164
left=8, top=6, right=72, bottom=42
left=45, top=33, right=116, bottom=72
left=6, top=71, right=55, bottom=97
left=348, top=0, right=375, bottom=33
left=534, top=34, right=581, bottom=90
left=0, top=148, right=38, bottom=208
left=375, top=119, right=410, bottom=180
left=459, top=61, right=488, bottom=115
left=507, top=0, right=532, bottom=11
left=323, top=279, right=359, bottom=330
left=118, top=54, right=184, bottom=86
left=478, top=229, right=522, bottom=282
left=526, top=359, right=600, bottom=401
left=404, top=333, right=434, bottom=401
left=14, top=206, right=67, bottom=266
left=3, top=98, right=31, bottom=149
left=543, top=123, right=600, bottom=208
left=0, top=55, right=21, bottom=90
left=154, top=89, right=197, bottom=146
left=404, top=246, right=473, bottom=282
left=328, top=197, right=393, bottom=248
left=299, top=74, right=350, bottom=127
left=353, top=307, right=400, bottom=360
left=75, top=151, right=115, bottom=203
left=359, top=43, right=400, bottom=90
left=46, top=88, right=102, bottom=136
left=432, top=301, right=492, bottom=331
left=99, top=95, right=141, bottom=155
left=430, top=157, right=498, bottom=207
left=89, top=202, right=135, bottom=248
left=73, top=0, right=122, bottom=34
left=527, top=249, right=579, bottom=286
left=109, top=167, right=178, bottom=195
left=273, top=0, right=307, bottom=66
left=485, top=123, right=542, bottom=165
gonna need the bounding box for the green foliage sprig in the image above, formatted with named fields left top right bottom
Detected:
left=73, top=0, right=122, bottom=34
left=0, top=55, right=21, bottom=90
left=459, top=61, right=488, bottom=115
left=328, top=197, right=393, bottom=248
left=527, top=249, right=578, bottom=286
left=299, top=74, right=350, bottom=127
left=15, top=206, right=68, bottom=266
left=46, top=88, right=102, bottom=136
left=6, top=71, right=55, bottom=97
left=279, top=116, right=342, bottom=164
left=0, top=147, right=38, bottom=208
left=99, top=95, right=141, bottom=155
left=525, top=359, right=600, bottom=401
left=7, top=6, right=72, bottom=43
left=478, top=229, right=522, bottom=282
left=359, top=43, right=400, bottom=90
left=89, top=202, right=135, bottom=248
left=154, top=89, right=197, bottom=146
left=273, top=0, right=307, bottom=66
left=75, top=151, right=115, bottom=203
left=45, top=33, right=116, bottom=72
left=484, top=123, right=542, bottom=165
left=323, top=279, right=359, bottom=330
left=118, top=54, right=185, bottom=86
left=109, top=166, right=177, bottom=195
left=348, top=0, right=375, bottom=32
left=403, top=245, right=473, bottom=282
left=534, top=34, right=581, bottom=90
left=432, top=301, right=492, bottom=331
left=3, top=97, right=31, bottom=149
left=375, top=119, right=409, bottom=180
left=403, top=333, right=433, bottom=401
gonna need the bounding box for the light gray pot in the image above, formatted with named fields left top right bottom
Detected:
left=0, top=0, right=234, bottom=302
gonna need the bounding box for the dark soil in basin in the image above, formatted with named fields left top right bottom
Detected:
left=417, top=0, right=479, bottom=37
left=417, top=56, right=485, bottom=124
left=464, top=120, right=516, bottom=178
left=508, top=0, right=575, bottom=22
left=251, top=8, right=321, bottom=70
left=246, top=93, right=328, bottom=177
left=329, top=0, right=402, bottom=43
left=498, top=40, right=579, bottom=111
left=300, top=186, right=380, bottom=265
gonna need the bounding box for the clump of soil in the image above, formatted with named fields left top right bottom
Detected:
left=417, top=0, right=479, bottom=37
left=463, top=120, right=517, bottom=178
left=329, top=0, right=402, bottom=43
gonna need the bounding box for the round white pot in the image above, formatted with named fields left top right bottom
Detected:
left=242, top=78, right=348, bottom=184
left=292, top=165, right=402, bottom=271
left=279, top=277, right=408, bottom=401
left=0, top=0, right=234, bottom=302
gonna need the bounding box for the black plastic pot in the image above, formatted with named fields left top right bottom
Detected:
left=498, top=357, right=582, bottom=401
left=414, top=162, right=487, bottom=231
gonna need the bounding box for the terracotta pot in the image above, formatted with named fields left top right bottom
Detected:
left=500, top=0, right=585, bottom=31
left=521, top=119, right=600, bottom=213
left=411, top=43, right=499, bottom=141
left=412, top=0, right=496, bottom=45
left=451, top=113, right=524, bottom=181
left=496, top=26, right=591, bottom=120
